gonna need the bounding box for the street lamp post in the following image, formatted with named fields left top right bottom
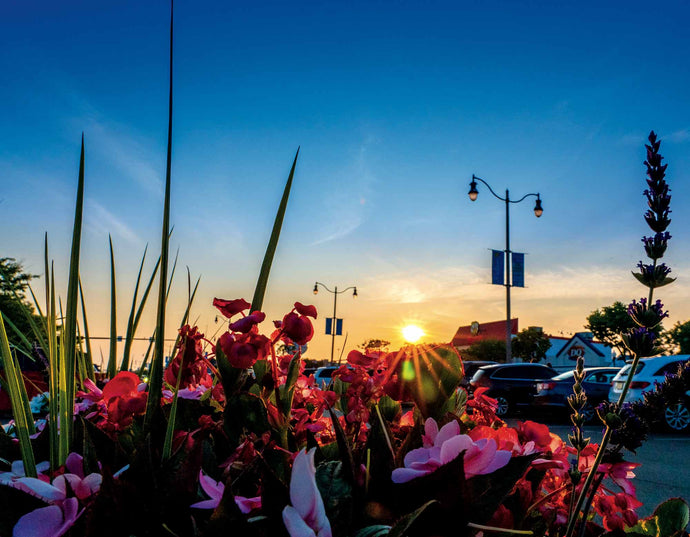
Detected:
left=468, top=174, right=543, bottom=362
left=313, top=282, right=357, bottom=365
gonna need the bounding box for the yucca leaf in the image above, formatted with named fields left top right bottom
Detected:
left=0, top=311, right=33, bottom=354
left=250, top=147, right=299, bottom=313
left=48, top=262, right=59, bottom=471
left=0, top=312, right=37, bottom=477
left=78, top=278, right=95, bottom=381
left=162, top=342, right=184, bottom=462
left=120, top=245, right=147, bottom=372
left=106, top=235, right=118, bottom=378
left=0, top=268, right=48, bottom=353
left=121, top=247, right=160, bottom=371
left=60, top=133, right=86, bottom=465
left=138, top=336, right=155, bottom=378
left=144, top=2, right=174, bottom=433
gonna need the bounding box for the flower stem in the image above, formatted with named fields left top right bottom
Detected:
left=564, top=352, right=640, bottom=537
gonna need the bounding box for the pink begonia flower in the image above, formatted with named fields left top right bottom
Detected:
left=0, top=460, right=50, bottom=485
left=191, top=470, right=261, bottom=513
left=53, top=453, right=103, bottom=501
left=599, top=461, right=640, bottom=496
left=282, top=448, right=332, bottom=537
left=391, top=418, right=512, bottom=484
left=13, top=497, right=82, bottom=537
left=1, top=453, right=102, bottom=504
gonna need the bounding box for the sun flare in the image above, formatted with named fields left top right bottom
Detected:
left=401, top=324, right=425, bottom=343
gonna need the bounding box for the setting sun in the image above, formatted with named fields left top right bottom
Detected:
left=401, top=324, right=425, bottom=343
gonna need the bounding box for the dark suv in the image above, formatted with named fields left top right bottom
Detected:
left=470, top=363, right=557, bottom=417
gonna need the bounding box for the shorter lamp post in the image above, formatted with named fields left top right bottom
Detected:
left=468, top=174, right=543, bottom=362
left=313, top=282, right=357, bottom=364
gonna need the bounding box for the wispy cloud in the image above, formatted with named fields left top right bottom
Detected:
left=311, top=135, right=377, bottom=245
left=86, top=198, right=144, bottom=247
left=82, top=117, right=163, bottom=198
left=666, top=128, right=690, bottom=143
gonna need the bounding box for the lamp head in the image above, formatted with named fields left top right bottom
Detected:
left=353, top=287, right=358, bottom=298
left=468, top=177, right=479, bottom=201
left=313, top=283, right=318, bottom=295
left=533, top=196, right=543, bottom=218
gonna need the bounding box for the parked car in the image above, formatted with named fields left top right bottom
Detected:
left=609, top=355, right=690, bottom=403
left=533, top=367, right=620, bottom=422
left=469, top=363, right=558, bottom=417
left=609, top=354, right=690, bottom=432
left=460, top=360, right=497, bottom=390
left=312, top=366, right=340, bottom=389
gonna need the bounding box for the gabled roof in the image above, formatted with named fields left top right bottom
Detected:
left=555, top=333, right=605, bottom=358
left=451, top=319, right=518, bottom=347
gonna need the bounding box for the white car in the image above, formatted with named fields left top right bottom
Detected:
left=608, top=354, right=690, bottom=404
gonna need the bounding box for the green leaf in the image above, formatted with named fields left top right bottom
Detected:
left=59, top=134, right=86, bottom=465
left=106, top=235, right=118, bottom=378
left=653, top=498, right=689, bottom=537
left=388, top=500, right=438, bottom=537
left=282, top=353, right=301, bottom=419
left=250, top=147, right=299, bottom=312
left=351, top=526, right=391, bottom=537
left=120, top=245, right=149, bottom=372
left=78, top=278, right=95, bottom=381
left=0, top=312, right=36, bottom=477
left=224, top=393, right=269, bottom=444
left=144, top=5, right=174, bottom=435
left=315, top=460, right=353, bottom=530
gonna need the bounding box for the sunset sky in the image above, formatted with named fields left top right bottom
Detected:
left=2, top=1, right=690, bottom=365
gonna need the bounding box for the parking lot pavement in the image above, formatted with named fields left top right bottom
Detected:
left=508, top=419, right=690, bottom=518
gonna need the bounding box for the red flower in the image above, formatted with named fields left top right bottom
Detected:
left=346, top=350, right=380, bottom=368
left=164, top=325, right=210, bottom=389
left=213, top=297, right=250, bottom=319
left=281, top=313, right=313, bottom=346
left=102, top=371, right=148, bottom=430
left=294, top=302, right=317, bottom=319
left=229, top=311, right=266, bottom=333
left=219, top=330, right=270, bottom=369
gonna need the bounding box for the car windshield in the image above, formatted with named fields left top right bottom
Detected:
left=553, top=371, right=575, bottom=381
left=617, top=362, right=645, bottom=377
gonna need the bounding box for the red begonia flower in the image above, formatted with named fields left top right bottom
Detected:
left=281, top=312, right=314, bottom=346
left=293, top=302, right=317, bottom=319
left=213, top=298, right=251, bottom=318
left=346, top=350, right=379, bottom=368
left=229, top=311, right=266, bottom=333
left=219, top=330, right=270, bottom=369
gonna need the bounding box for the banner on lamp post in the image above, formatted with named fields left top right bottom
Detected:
left=491, top=250, right=504, bottom=285
left=325, top=318, right=343, bottom=335
left=512, top=252, right=525, bottom=288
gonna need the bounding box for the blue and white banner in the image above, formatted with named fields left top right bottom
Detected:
left=325, top=318, right=343, bottom=335
left=512, top=252, right=525, bottom=288
left=491, top=250, right=504, bottom=285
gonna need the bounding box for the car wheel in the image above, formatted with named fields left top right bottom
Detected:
left=664, top=401, right=690, bottom=432
left=580, top=403, right=596, bottom=424
left=494, top=395, right=510, bottom=417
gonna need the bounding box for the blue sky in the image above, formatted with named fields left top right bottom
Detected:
left=2, top=1, right=690, bottom=363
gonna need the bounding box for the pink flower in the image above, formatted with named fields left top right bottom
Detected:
left=13, top=497, right=82, bottom=537
left=282, top=448, right=332, bottom=537
left=391, top=418, right=512, bottom=484
left=599, top=461, right=640, bottom=496
left=191, top=471, right=261, bottom=514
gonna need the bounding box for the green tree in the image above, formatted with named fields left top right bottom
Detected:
left=0, top=258, right=45, bottom=350
left=461, top=339, right=506, bottom=362
left=664, top=320, right=690, bottom=354
left=585, top=301, right=636, bottom=360
left=358, top=338, right=390, bottom=352
left=511, top=327, right=552, bottom=362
